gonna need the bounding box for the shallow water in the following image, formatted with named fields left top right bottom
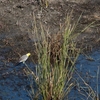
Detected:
left=0, top=50, right=100, bottom=100
left=69, top=50, right=100, bottom=100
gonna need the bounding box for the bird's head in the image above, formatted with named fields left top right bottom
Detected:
left=26, top=53, right=31, bottom=57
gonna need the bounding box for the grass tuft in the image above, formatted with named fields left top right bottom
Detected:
left=24, top=12, right=96, bottom=100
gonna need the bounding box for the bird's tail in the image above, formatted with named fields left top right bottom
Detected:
left=15, top=62, right=22, bottom=66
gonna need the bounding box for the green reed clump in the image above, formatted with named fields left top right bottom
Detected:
left=24, top=11, right=96, bottom=100
left=34, top=33, right=79, bottom=100
left=23, top=9, right=97, bottom=99
left=26, top=13, right=81, bottom=100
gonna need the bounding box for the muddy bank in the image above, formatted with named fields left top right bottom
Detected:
left=0, top=0, right=100, bottom=62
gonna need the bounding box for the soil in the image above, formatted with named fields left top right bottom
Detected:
left=0, top=0, right=100, bottom=62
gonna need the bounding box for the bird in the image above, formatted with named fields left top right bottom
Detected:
left=19, top=53, right=31, bottom=63
left=15, top=53, right=31, bottom=66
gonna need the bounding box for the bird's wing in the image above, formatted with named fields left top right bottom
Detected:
left=19, top=55, right=28, bottom=62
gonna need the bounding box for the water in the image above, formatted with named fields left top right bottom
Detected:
left=0, top=50, right=100, bottom=100
left=69, top=50, right=100, bottom=100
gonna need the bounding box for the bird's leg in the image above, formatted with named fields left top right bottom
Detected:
left=24, top=62, right=38, bottom=80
